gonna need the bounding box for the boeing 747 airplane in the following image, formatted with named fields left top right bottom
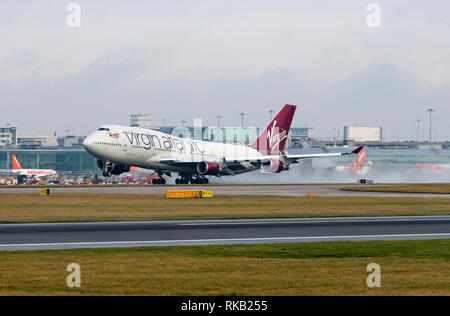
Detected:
left=83, top=104, right=363, bottom=184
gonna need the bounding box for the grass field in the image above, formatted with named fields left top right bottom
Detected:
left=1, top=240, right=449, bottom=295
left=342, top=183, right=450, bottom=194
left=0, top=193, right=450, bottom=223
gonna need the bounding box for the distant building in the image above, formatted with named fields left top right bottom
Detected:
left=130, top=114, right=152, bottom=129
left=0, top=126, right=17, bottom=147
left=17, top=132, right=58, bottom=149
left=158, top=126, right=207, bottom=141
left=203, top=127, right=261, bottom=144
left=344, top=126, right=382, bottom=143
left=57, top=135, right=87, bottom=149
left=127, top=114, right=312, bottom=147
left=155, top=126, right=312, bottom=147
left=0, top=149, right=96, bottom=174
left=289, top=127, right=313, bottom=147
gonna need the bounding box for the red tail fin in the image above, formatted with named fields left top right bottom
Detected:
left=12, top=155, right=22, bottom=170
left=250, top=104, right=297, bottom=154
left=350, top=151, right=367, bottom=170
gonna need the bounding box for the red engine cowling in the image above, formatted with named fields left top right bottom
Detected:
left=197, top=161, right=221, bottom=175
left=262, top=159, right=287, bottom=173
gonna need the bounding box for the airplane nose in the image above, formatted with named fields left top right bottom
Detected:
left=82, top=135, right=94, bottom=151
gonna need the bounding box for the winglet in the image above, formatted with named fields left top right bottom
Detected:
left=351, top=146, right=364, bottom=154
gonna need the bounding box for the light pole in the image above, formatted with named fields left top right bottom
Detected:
left=239, top=112, right=245, bottom=128
left=415, top=119, right=421, bottom=143
left=216, top=114, right=222, bottom=128
left=4, top=123, right=10, bottom=181
left=426, top=108, right=435, bottom=143
left=5, top=142, right=9, bottom=181
left=269, top=110, right=274, bottom=121
left=180, top=120, right=187, bottom=127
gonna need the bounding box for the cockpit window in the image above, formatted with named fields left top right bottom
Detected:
left=98, top=127, right=110, bottom=131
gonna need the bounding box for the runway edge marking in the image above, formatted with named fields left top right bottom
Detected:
left=2, top=233, right=450, bottom=249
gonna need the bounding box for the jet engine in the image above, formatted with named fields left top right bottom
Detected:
left=110, top=164, right=130, bottom=175
left=262, top=159, right=288, bottom=173
left=96, top=159, right=105, bottom=170
left=97, top=159, right=130, bottom=177
left=197, top=161, right=221, bottom=176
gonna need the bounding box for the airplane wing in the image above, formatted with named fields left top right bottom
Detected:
left=284, top=146, right=364, bottom=163
left=159, top=147, right=364, bottom=165
left=160, top=155, right=275, bottom=165
left=157, top=156, right=219, bottom=165
left=225, top=147, right=364, bottom=163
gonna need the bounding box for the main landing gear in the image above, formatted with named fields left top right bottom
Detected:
left=152, top=178, right=166, bottom=185
left=152, top=170, right=167, bottom=185
left=175, top=175, right=209, bottom=185
left=150, top=171, right=209, bottom=185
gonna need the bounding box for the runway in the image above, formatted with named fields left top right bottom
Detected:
left=1, top=216, right=450, bottom=250
left=0, top=184, right=450, bottom=198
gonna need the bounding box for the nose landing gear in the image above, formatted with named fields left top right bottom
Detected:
left=102, top=161, right=113, bottom=177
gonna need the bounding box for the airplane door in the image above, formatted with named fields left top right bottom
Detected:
left=122, top=138, right=128, bottom=151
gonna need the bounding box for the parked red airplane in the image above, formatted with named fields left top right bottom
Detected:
left=10, top=155, right=57, bottom=178
left=349, top=150, right=368, bottom=171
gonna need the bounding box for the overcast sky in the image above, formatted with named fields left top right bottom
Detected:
left=0, top=0, right=449, bottom=141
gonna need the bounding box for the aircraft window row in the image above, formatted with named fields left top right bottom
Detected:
left=94, top=141, right=120, bottom=147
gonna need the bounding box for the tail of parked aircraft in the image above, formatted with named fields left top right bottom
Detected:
left=250, top=104, right=297, bottom=155
left=349, top=150, right=367, bottom=171
left=12, top=155, right=22, bottom=170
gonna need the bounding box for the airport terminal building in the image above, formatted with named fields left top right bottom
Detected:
left=0, top=121, right=449, bottom=176
left=0, top=149, right=97, bottom=175
left=0, top=124, right=314, bottom=174
left=1, top=147, right=449, bottom=176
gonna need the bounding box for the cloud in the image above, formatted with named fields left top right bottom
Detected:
left=7, top=51, right=39, bottom=67
left=0, top=48, right=448, bottom=142
left=0, top=1, right=449, bottom=141
left=75, top=45, right=151, bottom=83
left=1, top=1, right=450, bottom=86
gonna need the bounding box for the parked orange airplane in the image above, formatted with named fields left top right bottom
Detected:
left=10, top=155, right=57, bottom=178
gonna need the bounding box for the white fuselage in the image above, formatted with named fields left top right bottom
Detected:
left=11, top=169, right=57, bottom=178
left=83, top=125, right=263, bottom=174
